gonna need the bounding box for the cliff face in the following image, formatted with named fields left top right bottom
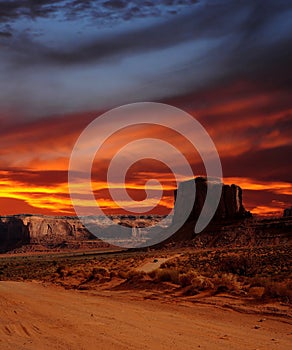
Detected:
left=21, top=215, right=94, bottom=243
left=0, top=215, right=100, bottom=252
left=173, top=177, right=251, bottom=225
left=0, top=217, right=30, bottom=252
left=0, top=214, right=171, bottom=252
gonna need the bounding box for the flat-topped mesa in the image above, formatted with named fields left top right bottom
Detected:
left=21, top=215, right=93, bottom=242
left=0, top=215, right=99, bottom=252
left=173, top=177, right=251, bottom=225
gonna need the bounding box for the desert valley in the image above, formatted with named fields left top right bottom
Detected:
left=0, top=179, right=291, bottom=349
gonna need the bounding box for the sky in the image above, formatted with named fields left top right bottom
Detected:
left=0, top=0, right=291, bottom=217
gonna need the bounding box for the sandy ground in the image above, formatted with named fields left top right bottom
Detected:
left=0, top=281, right=291, bottom=350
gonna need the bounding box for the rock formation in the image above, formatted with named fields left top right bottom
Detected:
left=173, top=177, right=251, bottom=225
left=0, top=214, right=172, bottom=252
left=0, top=216, right=30, bottom=252
left=21, top=215, right=94, bottom=243
left=149, top=177, right=253, bottom=246
left=0, top=215, right=105, bottom=253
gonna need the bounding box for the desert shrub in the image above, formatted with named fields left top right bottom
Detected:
left=217, top=255, right=256, bottom=276
left=117, top=270, right=130, bottom=279
left=249, top=277, right=292, bottom=303
left=72, top=268, right=90, bottom=280
left=109, top=271, right=117, bottom=278
left=213, top=273, right=241, bottom=294
left=190, top=274, right=214, bottom=291
left=147, top=269, right=156, bottom=279
left=179, top=270, right=214, bottom=295
left=179, top=270, right=202, bottom=287
left=161, top=261, right=177, bottom=269
left=91, top=267, right=109, bottom=277
left=65, top=269, right=73, bottom=277
left=263, top=281, right=292, bottom=303
left=125, top=270, right=146, bottom=282
left=82, top=266, right=111, bottom=282
left=248, top=286, right=265, bottom=298
left=179, top=271, right=195, bottom=287
left=151, top=268, right=180, bottom=284
left=56, top=265, right=67, bottom=278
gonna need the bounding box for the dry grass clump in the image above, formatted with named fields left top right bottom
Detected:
left=179, top=270, right=214, bottom=295
left=216, top=255, right=256, bottom=276
left=178, top=269, right=242, bottom=295
left=54, top=264, right=112, bottom=286
left=179, top=270, right=212, bottom=289
left=149, top=268, right=180, bottom=284
left=125, top=270, right=146, bottom=281
left=86, top=266, right=111, bottom=282
left=147, top=267, right=242, bottom=296
left=116, top=270, right=129, bottom=279
left=248, top=277, right=292, bottom=303
left=248, top=286, right=265, bottom=298
left=212, top=273, right=242, bottom=294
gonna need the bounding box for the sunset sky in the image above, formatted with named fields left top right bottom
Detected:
left=0, top=0, right=291, bottom=217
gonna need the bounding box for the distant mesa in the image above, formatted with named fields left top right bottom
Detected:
left=173, top=177, right=251, bottom=225
left=0, top=214, right=167, bottom=252
left=160, top=177, right=291, bottom=247
left=0, top=215, right=106, bottom=253
left=157, top=177, right=253, bottom=245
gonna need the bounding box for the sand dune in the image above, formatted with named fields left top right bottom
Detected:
left=0, top=281, right=291, bottom=350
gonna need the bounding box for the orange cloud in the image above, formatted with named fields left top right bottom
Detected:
left=0, top=175, right=73, bottom=214
left=0, top=78, right=291, bottom=216
left=224, top=177, right=292, bottom=196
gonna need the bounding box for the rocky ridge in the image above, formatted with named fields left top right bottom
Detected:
left=1, top=178, right=291, bottom=252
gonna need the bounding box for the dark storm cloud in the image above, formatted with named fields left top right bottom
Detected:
left=0, top=168, right=68, bottom=187
left=0, top=0, right=197, bottom=22
left=0, top=0, right=291, bottom=122
left=3, top=0, right=291, bottom=86
left=103, top=0, right=127, bottom=10
left=222, top=145, right=292, bottom=183
left=0, top=31, right=12, bottom=37
left=2, top=3, right=209, bottom=66
left=245, top=189, right=291, bottom=206
left=0, top=0, right=65, bottom=20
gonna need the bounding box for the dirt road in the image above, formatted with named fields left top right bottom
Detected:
left=0, top=281, right=291, bottom=350
left=137, top=254, right=181, bottom=273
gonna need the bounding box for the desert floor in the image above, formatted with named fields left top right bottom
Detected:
left=0, top=281, right=291, bottom=350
